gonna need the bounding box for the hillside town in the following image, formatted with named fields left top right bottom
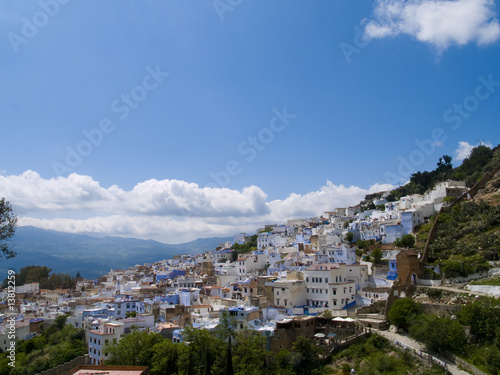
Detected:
left=1, top=180, right=498, bottom=371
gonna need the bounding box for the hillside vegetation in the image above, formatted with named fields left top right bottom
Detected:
left=384, top=145, right=500, bottom=277
left=391, top=144, right=498, bottom=198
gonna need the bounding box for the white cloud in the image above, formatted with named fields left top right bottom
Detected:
left=1, top=171, right=395, bottom=243
left=0, top=170, right=269, bottom=217
left=454, top=140, right=493, bottom=161
left=364, top=0, right=500, bottom=49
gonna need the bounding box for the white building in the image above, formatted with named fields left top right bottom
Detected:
left=15, top=282, right=39, bottom=294
left=304, top=264, right=356, bottom=309
left=88, top=314, right=155, bottom=365
left=272, top=279, right=306, bottom=308
left=236, top=254, right=267, bottom=276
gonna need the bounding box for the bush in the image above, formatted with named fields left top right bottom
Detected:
left=388, top=298, right=420, bottom=331
left=409, top=314, right=467, bottom=353
left=394, top=234, right=415, bottom=248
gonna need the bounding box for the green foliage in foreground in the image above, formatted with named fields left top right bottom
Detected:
left=0, top=316, right=87, bottom=375
left=409, top=315, right=467, bottom=353
left=332, top=334, right=447, bottom=375
left=387, top=296, right=500, bottom=374
left=387, top=298, right=421, bottom=331
left=104, top=326, right=326, bottom=375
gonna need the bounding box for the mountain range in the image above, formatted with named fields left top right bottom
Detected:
left=0, top=226, right=231, bottom=279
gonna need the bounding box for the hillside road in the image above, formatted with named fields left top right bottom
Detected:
left=376, top=330, right=471, bottom=375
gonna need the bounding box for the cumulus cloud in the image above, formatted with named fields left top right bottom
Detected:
left=455, top=140, right=493, bottom=161
left=0, top=171, right=269, bottom=217
left=267, top=181, right=394, bottom=221
left=1, top=171, right=395, bottom=243
left=364, top=0, right=500, bottom=49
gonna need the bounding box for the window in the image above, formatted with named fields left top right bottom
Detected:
left=276, top=290, right=279, bottom=296
left=284, top=300, right=287, bottom=306
left=325, top=278, right=328, bottom=283
left=240, top=323, right=243, bottom=329
left=333, top=300, right=337, bottom=306
left=277, top=299, right=280, bottom=305
left=306, top=277, right=309, bottom=282
left=333, top=289, right=336, bottom=295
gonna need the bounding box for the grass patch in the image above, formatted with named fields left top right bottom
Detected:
left=470, top=276, right=500, bottom=286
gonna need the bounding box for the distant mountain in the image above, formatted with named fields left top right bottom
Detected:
left=0, top=226, right=231, bottom=279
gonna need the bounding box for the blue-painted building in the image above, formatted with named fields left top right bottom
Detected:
left=401, top=211, right=414, bottom=234
left=383, top=224, right=405, bottom=244
left=387, top=260, right=398, bottom=280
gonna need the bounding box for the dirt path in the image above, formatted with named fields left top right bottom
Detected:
left=427, top=284, right=490, bottom=297
left=376, top=330, right=471, bottom=375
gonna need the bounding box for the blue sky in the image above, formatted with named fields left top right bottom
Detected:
left=1, top=0, right=499, bottom=243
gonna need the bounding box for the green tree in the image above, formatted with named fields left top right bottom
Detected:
left=0, top=318, right=86, bottom=374
left=150, top=339, right=182, bottom=375
left=0, top=198, right=17, bottom=259
left=181, top=325, right=225, bottom=375
left=54, top=315, right=67, bottom=331
left=394, top=234, right=415, bottom=248
left=322, top=309, right=333, bottom=320
left=105, top=329, right=164, bottom=368
left=344, top=232, right=354, bottom=243
left=371, top=248, right=382, bottom=264
left=215, top=311, right=236, bottom=341
left=458, top=297, right=500, bottom=341
left=233, top=332, right=270, bottom=374
left=409, top=314, right=466, bottom=353
left=289, top=336, right=322, bottom=375
left=388, top=298, right=420, bottom=331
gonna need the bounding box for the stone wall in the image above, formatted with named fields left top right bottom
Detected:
left=37, top=355, right=89, bottom=375
left=417, top=279, right=442, bottom=286
left=448, top=354, right=488, bottom=375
